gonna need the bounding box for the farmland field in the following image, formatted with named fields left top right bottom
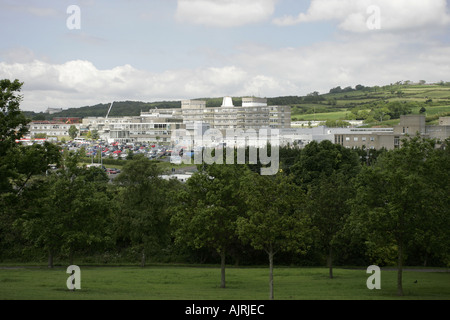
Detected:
left=291, top=84, right=450, bottom=123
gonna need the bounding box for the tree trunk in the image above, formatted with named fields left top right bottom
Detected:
left=327, top=245, right=333, bottom=279
left=141, top=249, right=146, bottom=268
left=69, top=249, right=74, bottom=266
left=220, top=250, right=226, bottom=289
left=397, top=240, right=404, bottom=296
left=48, top=250, right=54, bottom=269
left=269, top=249, right=274, bottom=300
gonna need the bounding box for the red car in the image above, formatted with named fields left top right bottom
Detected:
left=106, top=168, right=117, bottom=174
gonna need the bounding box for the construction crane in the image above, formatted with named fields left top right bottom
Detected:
left=100, top=101, right=114, bottom=168
left=106, top=101, right=114, bottom=119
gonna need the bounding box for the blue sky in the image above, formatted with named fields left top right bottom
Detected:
left=1, top=0, right=450, bottom=112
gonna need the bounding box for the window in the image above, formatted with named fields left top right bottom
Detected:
left=394, top=136, right=400, bottom=149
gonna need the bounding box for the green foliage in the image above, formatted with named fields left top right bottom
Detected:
left=290, top=140, right=360, bottom=187
left=15, top=154, right=112, bottom=266
left=237, top=172, right=311, bottom=255
left=170, top=163, right=248, bottom=287
left=2, top=79, right=450, bottom=300
left=113, top=155, right=175, bottom=266
left=348, top=136, right=450, bottom=295
left=0, top=79, right=29, bottom=153
left=68, top=125, right=79, bottom=139
left=290, top=140, right=361, bottom=277
left=320, top=119, right=351, bottom=127
left=236, top=171, right=312, bottom=299
left=0, top=79, right=30, bottom=194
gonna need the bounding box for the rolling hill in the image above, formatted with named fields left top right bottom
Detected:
left=25, top=82, right=450, bottom=127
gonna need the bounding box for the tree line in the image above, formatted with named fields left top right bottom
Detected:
left=1, top=79, right=450, bottom=298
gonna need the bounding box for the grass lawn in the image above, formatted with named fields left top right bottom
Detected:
left=0, top=265, right=448, bottom=300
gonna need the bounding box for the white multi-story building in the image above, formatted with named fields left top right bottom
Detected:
left=81, top=96, right=292, bottom=144
left=181, top=96, right=291, bottom=133
left=28, top=121, right=81, bottom=138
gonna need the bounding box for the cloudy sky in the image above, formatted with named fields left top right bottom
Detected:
left=1, top=0, right=449, bottom=112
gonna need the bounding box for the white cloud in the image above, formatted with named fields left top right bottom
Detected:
left=231, top=32, right=450, bottom=95
left=273, top=0, right=450, bottom=32
left=175, top=0, right=277, bottom=27
left=3, top=32, right=450, bottom=113
left=0, top=59, right=294, bottom=112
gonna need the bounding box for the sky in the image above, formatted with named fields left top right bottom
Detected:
left=1, top=0, right=450, bottom=112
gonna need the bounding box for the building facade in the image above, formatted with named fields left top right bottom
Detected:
left=335, top=115, right=450, bottom=150
left=82, top=113, right=185, bottom=144
left=182, top=96, right=290, bottom=133
left=28, top=121, right=81, bottom=138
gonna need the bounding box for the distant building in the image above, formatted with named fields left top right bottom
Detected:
left=182, top=96, right=291, bottom=133
left=49, top=100, right=449, bottom=149
left=82, top=112, right=185, bottom=144
left=335, top=115, right=450, bottom=150
left=279, top=127, right=394, bottom=148
left=83, top=96, right=291, bottom=144
left=28, top=121, right=81, bottom=138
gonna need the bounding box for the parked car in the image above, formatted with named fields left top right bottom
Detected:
left=106, top=168, right=117, bottom=174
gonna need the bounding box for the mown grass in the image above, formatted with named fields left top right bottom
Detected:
left=0, top=266, right=448, bottom=300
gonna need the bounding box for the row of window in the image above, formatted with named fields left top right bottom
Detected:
left=111, top=124, right=168, bottom=130
left=32, top=126, right=71, bottom=130
left=347, top=136, right=376, bottom=142
left=336, top=135, right=376, bottom=144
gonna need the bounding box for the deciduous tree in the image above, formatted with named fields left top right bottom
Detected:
left=171, top=163, right=247, bottom=288
left=236, top=172, right=311, bottom=300
left=348, top=136, right=450, bottom=296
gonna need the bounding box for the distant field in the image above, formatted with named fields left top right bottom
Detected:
left=294, top=111, right=349, bottom=121
left=292, top=84, right=450, bottom=123
left=0, top=265, right=449, bottom=300
left=419, top=105, right=450, bottom=116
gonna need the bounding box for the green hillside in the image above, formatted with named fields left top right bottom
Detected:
left=290, top=82, right=450, bottom=127
left=25, top=82, right=450, bottom=126
left=25, top=100, right=182, bottom=120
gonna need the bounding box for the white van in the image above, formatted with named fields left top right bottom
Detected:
left=86, top=163, right=107, bottom=171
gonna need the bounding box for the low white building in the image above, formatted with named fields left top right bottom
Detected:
left=82, top=114, right=185, bottom=144
left=28, top=121, right=81, bottom=138
left=160, top=173, right=193, bottom=183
